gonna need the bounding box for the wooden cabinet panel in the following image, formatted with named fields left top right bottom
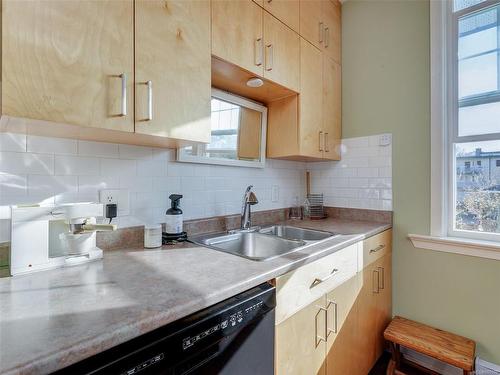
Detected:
left=322, top=55, right=341, bottom=160
left=299, top=0, right=323, bottom=49
left=276, top=296, right=327, bottom=375
left=322, top=0, right=341, bottom=64
left=325, top=274, right=363, bottom=375
left=2, top=0, right=134, bottom=132
left=375, top=254, right=392, bottom=359
left=299, top=38, right=323, bottom=158
left=264, top=0, right=300, bottom=32
left=135, top=0, right=211, bottom=142
left=263, top=12, right=300, bottom=92
left=362, top=229, right=392, bottom=268
left=211, top=0, right=263, bottom=76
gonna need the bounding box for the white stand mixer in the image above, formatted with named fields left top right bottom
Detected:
left=10, top=203, right=116, bottom=276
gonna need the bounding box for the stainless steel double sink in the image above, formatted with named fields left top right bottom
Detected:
left=190, top=225, right=337, bottom=261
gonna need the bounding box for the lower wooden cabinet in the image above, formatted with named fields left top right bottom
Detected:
left=275, top=230, right=392, bottom=375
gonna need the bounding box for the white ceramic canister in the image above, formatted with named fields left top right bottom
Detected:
left=144, top=224, right=162, bottom=248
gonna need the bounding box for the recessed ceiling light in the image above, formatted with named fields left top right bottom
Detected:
left=246, top=77, right=264, bottom=88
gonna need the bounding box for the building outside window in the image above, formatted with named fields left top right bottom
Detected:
left=442, top=0, right=500, bottom=240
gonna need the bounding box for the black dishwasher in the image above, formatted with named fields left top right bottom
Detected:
left=56, top=283, right=275, bottom=375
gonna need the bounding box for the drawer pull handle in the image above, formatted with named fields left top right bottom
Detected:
left=326, top=299, right=338, bottom=337
left=369, top=244, right=385, bottom=254
left=310, top=268, right=339, bottom=288
left=315, top=306, right=328, bottom=347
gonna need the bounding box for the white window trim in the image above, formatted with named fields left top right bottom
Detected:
left=410, top=0, right=500, bottom=260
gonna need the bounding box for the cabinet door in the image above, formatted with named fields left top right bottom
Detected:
left=322, top=0, right=341, bottom=64
left=322, top=55, right=341, bottom=160
left=299, top=38, right=323, bottom=159
left=276, top=296, right=327, bottom=375
left=325, top=274, right=363, bottom=375
left=212, top=0, right=263, bottom=76
left=264, top=0, right=299, bottom=32
left=263, top=12, right=300, bottom=92
left=374, top=254, right=392, bottom=359
left=299, top=0, right=323, bottom=49
left=356, top=261, right=380, bottom=374
left=135, top=0, right=211, bottom=142
left=2, top=0, right=134, bottom=132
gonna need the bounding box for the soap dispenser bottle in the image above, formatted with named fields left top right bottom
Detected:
left=165, top=194, right=183, bottom=235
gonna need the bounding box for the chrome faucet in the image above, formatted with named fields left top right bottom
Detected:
left=241, top=185, right=258, bottom=230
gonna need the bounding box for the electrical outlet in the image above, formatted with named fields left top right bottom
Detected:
left=271, top=185, right=279, bottom=203
left=99, top=189, right=130, bottom=216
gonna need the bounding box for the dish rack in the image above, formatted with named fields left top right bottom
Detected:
left=307, top=193, right=326, bottom=220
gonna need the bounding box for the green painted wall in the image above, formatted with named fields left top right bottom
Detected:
left=342, top=0, right=500, bottom=364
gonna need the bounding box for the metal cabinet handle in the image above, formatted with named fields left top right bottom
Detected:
left=319, top=22, right=324, bottom=43
left=324, top=27, right=330, bottom=48
left=265, top=44, right=273, bottom=71
left=372, top=269, right=380, bottom=294
left=325, top=133, right=329, bottom=152
left=378, top=266, right=385, bottom=290
left=142, top=80, right=153, bottom=121
left=326, top=299, right=338, bottom=338
left=255, top=38, right=263, bottom=67
left=369, top=244, right=385, bottom=254
left=319, top=131, right=324, bottom=152
left=310, top=268, right=338, bottom=288
left=267, top=0, right=272, bottom=2
left=119, top=73, right=127, bottom=116
left=315, top=306, right=328, bottom=346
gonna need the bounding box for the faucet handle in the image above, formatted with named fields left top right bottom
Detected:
left=248, top=191, right=258, bottom=205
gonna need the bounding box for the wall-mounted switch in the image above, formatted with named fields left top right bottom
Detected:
left=379, top=134, right=392, bottom=146
left=271, top=185, right=279, bottom=203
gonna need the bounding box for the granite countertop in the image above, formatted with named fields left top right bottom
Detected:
left=0, top=219, right=391, bottom=375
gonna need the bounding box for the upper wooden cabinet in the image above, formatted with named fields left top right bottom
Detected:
left=212, top=0, right=300, bottom=92
left=299, top=0, right=341, bottom=63
left=211, top=0, right=264, bottom=77
left=2, top=0, right=135, bottom=133
left=263, top=0, right=299, bottom=32
left=2, top=0, right=211, bottom=146
left=135, top=0, right=211, bottom=143
left=263, top=12, right=300, bottom=92
left=267, top=38, right=341, bottom=161
left=322, top=0, right=341, bottom=64
left=322, top=55, right=341, bottom=160
left=299, top=0, right=323, bottom=49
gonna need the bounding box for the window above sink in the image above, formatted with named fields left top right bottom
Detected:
left=177, top=88, right=267, bottom=168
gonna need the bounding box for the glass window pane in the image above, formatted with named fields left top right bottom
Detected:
left=458, top=101, right=500, bottom=136
left=459, top=52, right=497, bottom=98
left=454, top=0, right=488, bottom=12
left=455, top=141, right=500, bottom=234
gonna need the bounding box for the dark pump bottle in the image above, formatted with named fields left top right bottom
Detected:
left=165, top=194, right=183, bottom=235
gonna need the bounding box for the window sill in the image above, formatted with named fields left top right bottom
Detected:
left=408, top=234, right=500, bottom=261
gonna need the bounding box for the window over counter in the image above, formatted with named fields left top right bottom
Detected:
left=432, top=0, right=500, bottom=243
left=177, top=88, right=267, bottom=168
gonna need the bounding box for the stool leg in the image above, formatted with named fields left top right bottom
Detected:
left=389, top=342, right=401, bottom=369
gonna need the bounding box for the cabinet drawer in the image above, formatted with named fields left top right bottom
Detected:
left=275, top=242, right=359, bottom=324
left=360, top=229, right=392, bottom=269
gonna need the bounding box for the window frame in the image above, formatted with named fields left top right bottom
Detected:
left=433, top=0, right=500, bottom=242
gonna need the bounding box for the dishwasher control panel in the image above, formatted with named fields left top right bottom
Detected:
left=182, top=300, right=265, bottom=351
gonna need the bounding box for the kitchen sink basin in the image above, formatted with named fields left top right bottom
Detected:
left=190, top=231, right=306, bottom=261
left=259, top=225, right=335, bottom=242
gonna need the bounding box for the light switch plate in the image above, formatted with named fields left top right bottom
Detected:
left=99, top=189, right=130, bottom=216
left=379, top=134, right=392, bottom=146
left=271, top=185, right=279, bottom=203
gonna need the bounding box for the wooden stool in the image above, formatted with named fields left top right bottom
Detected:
left=383, top=316, right=475, bottom=375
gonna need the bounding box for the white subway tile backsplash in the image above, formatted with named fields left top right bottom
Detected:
left=27, top=135, right=77, bottom=155
left=101, top=158, right=137, bottom=177
left=119, top=144, right=153, bottom=160
left=28, top=175, right=78, bottom=195
left=78, top=140, right=119, bottom=158
left=0, top=152, right=54, bottom=175
left=0, top=174, right=27, bottom=196
left=55, top=155, right=99, bottom=176
left=309, top=134, right=392, bottom=212
left=78, top=176, right=119, bottom=195
left=0, top=133, right=26, bottom=152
